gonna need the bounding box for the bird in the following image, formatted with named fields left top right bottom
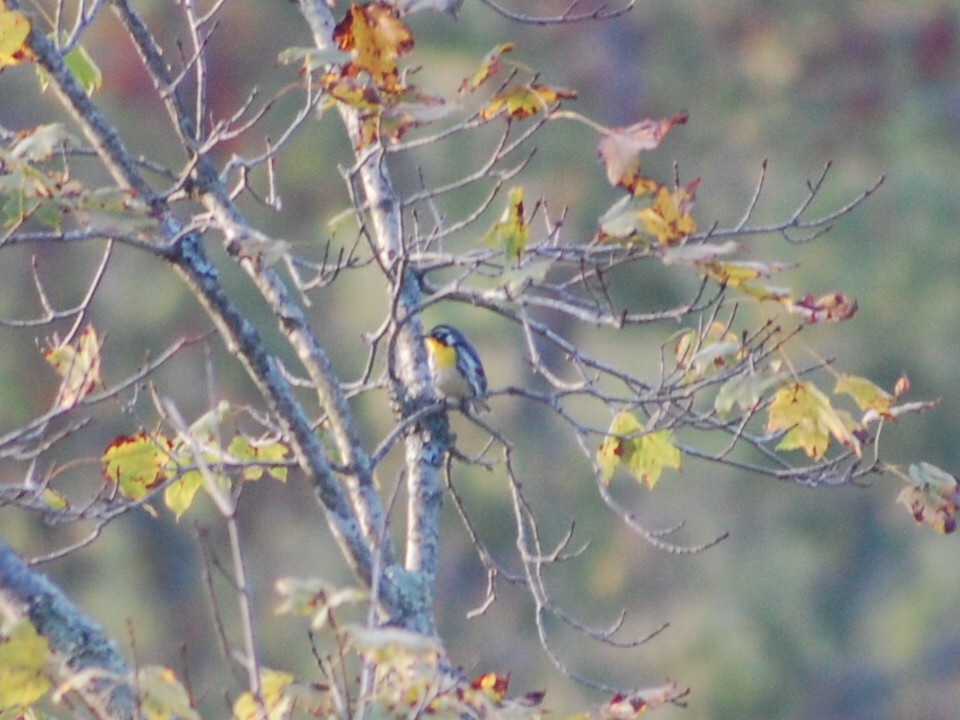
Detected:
left=424, top=324, right=490, bottom=412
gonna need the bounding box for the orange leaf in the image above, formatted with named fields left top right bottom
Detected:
left=597, top=112, right=687, bottom=192
left=42, top=325, right=102, bottom=409
left=332, top=1, right=414, bottom=95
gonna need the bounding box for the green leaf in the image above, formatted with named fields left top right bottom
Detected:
left=136, top=666, right=200, bottom=720
left=64, top=45, right=102, bottom=95
left=483, top=186, right=528, bottom=262
left=715, top=370, right=786, bottom=418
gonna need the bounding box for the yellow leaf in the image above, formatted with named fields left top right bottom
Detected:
left=700, top=259, right=792, bottom=288
left=228, top=435, right=289, bottom=482
left=163, top=470, right=203, bottom=520
left=834, top=374, right=893, bottom=416
left=469, top=672, right=509, bottom=702
left=597, top=413, right=680, bottom=488
left=42, top=325, right=101, bottom=410
left=136, top=666, right=199, bottom=720
left=479, top=82, right=576, bottom=121
left=636, top=181, right=698, bottom=245
left=0, top=620, right=51, bottom=710
left=319, top=73, right=382, bottom=112
left=483, top=186, right=528, bottom=261
left=37, top=488, right=67, bottom=510
left=332, top=1, right=414, bottom=95
left=459, top=43, right=514, bottom=94
left=767, top=381, right=860, bottom=460
left=597, top=411, right=643, bottom=484
left=233, top=670, right=296, bottom=720
left=102, top=432, right=172, bottom=500
left=674, top=321, right=741, bottom=383
left=0, top=7, right=31, bottom=68
left=629, top=429, right=681, bottom=489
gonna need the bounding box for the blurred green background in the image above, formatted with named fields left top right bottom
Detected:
left=2, top=1, right=959, bottom=718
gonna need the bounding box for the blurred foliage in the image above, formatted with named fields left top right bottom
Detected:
left=1, top=1, right=959, bottom=718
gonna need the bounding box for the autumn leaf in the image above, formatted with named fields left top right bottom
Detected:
left=163, top=401, right=233, bottom=518
left=479, top=82, right=576, bottom=121
left=597, top=412, right=681, bottom=488
left=597, top=112, right=687, bottom=193
left=275, top=577, right=366, bottom=630
left=0, top=6, right=31, bottom=68
left=136, top=666, right=200, bottom=720
left=39, top=487, right=68, bottom=510
left=637, top=180, right=699, bottom=245
left=659, top=240, right=741, bottom=266
left=715, top=369, right=787, bottom=418
left=0, top=619, right=51, bottom=710
left=470, top=672, right=510, bottom=703
left=630, top=429, right=682, bottom=489
left=894, top=373, right=910, bottom=396
left=228, top=435, right=289, bottom=482
left=834, top=374, right=894, bottom=417
left=897, top=462, right=960, bottom=534
left=700, top=259, right=792, bottom=288
left=459, top=43, right=514, bottom=94
left=233, top=669, right=296, bottom=720
left=320, top=72, right=382, bottom=112
left=332, top=1, right=414, bottom=95
left=380, top=91, right=453, bottom=143
left=345, top=625, right=443, bottom=666
left=43, top=325, right=102, bottom=409
left=603, top=681, right=689, bottom=719
left=103, top=432, right=172, bottom=500
left=766, top=381, right=860, bottom=459
left=10, top=123, right=79, bottom=162
left=786, top=291, right=858, bottom=323
left=674, top=321, right=741, bottom=382
left=163, top=471, right=204, bottom=520
left=483, top=186, right=528, bottom=261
